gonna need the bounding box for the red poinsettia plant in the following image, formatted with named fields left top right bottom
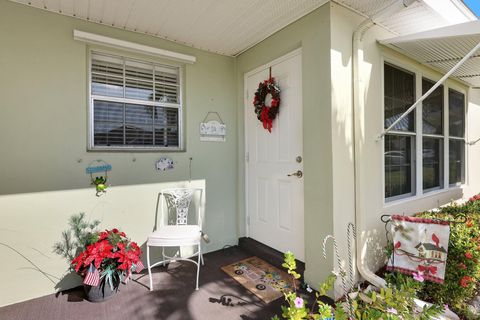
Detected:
left=71, top=228, right=144, bottom=290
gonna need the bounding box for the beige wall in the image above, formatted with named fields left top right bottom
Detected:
left=330, top=2, right=474, bottom=276
left=2, top=0, right=479, bottom=308
left=329, top=3, right=361, bottom=294
left=0, top=0, right=236, bottom=306
left=235, top=4, right=334, bottom=289
left=466, top=88, right=480, bottom=197
left=0, top=180, right=205, bottom=306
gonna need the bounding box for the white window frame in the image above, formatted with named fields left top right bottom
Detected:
left=87, top=49, right=184, bottom=151
left=382, top=57, right=467, bottom=205
left=421, top=77, right=445, bottom=194
left=448, top=87, right=467, bottom=187
left=383, top=62, right=417, bottom=202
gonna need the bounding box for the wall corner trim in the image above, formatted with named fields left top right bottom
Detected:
left=73, top=30, right=196, bottom=64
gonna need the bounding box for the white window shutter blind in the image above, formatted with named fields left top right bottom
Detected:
left=90, top=52, right=181, bottom=150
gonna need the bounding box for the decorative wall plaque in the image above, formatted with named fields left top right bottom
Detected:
left=200, top=111, right=226, bottom=142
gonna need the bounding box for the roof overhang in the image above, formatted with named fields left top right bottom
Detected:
left=380, top=20, right=480, bottom=87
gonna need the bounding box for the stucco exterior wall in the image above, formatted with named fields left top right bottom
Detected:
left=0, top=0, right=236, bottom=306
left=330, top=2, right=474, bottom=276
left=235, top=4, right=334, bottom=290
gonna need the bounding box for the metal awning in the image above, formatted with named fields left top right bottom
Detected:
left=380, top=20, right=480, bottom=87
left=378, top=20, right=480, bottom=140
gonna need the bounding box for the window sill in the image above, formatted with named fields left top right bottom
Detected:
left=87, top=146, right=185, bottom=152
left=384, top=185, right=464, bottom=209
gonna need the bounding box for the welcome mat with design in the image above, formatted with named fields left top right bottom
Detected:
left=221, top=256, right=298, bottom=303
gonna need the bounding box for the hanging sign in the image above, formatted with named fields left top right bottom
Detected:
left=86, top=160, right=111, bottom=197
left=200, top=111, right=226, bottom=142
left=387, top=215, right=450, bottom=284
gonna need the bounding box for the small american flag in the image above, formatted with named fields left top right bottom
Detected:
left=83, top=264, right=100, bottom=287
left=123, top=270, right=132, bottom=284
left=135, top=261, right=144, bottom=273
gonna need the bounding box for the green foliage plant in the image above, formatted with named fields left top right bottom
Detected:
left=53, top=212, right=101, bottom=265
left=414, top=196, right=480, bottom=319
left=273, top=252, right=442, bottom=320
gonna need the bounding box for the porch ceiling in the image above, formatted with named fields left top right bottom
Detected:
left=8, top=0, right=329, bottom=56
left=8, top=0, right=475, bottom=57
left=380, top=20, right=480, bottom=87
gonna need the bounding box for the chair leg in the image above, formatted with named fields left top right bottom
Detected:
left=162, top=247, right=166, bottom=267
left=195, top=244, right=201, bottom=291
left=147, top=245, right=153, bottom=291
left=200, top=252, right=205, bottom=266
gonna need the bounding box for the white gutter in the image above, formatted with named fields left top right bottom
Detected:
left=352, top=0, right=416, bottom=289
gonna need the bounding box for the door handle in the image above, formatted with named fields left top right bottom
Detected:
left=287, top=170, right=303, bottom=178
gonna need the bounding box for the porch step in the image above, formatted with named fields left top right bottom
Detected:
left=238, top=237, right=305, bottom=277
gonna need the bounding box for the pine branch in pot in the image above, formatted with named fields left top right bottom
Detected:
left=54, top=214, right=144, bottom=302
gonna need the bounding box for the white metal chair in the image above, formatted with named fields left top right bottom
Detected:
left=146, top=188, right=204, bottom=291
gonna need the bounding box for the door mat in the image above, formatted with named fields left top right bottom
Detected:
left=221, top=256, right=298, bottom=303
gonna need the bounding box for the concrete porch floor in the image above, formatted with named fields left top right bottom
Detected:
left=0, top=247, right=298, bottom=320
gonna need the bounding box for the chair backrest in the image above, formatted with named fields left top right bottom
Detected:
left=157, top=188, right=203, bottom=228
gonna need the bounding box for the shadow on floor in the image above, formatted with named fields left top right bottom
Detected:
left=0, top=246, right=329, bottom=320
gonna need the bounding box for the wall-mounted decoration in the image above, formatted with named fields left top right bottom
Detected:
left=86, top=160, right=111, bottom=197
left=156, top=157, right=175, bottom=171
left=252, top=67, right=281, bottom=133
left=200, top=111, right=226, bottom=142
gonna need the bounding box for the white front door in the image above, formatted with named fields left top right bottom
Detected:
left=245, top=50, right=304, bottom=261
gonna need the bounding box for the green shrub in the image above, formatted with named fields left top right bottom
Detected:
left=415, top=197, right=480, bottom=319
left=273, top=252, right=442, bottom=320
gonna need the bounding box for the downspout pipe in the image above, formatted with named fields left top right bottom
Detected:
left=352, top=0, right=416, bottom=289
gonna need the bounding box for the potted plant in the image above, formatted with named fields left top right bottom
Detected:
left=71, top=228, right=144, bottom=302
left=53, top=213, right=143, bottom=302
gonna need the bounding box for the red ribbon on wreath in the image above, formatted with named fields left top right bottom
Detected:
left=260, top=107, right=272, bottom=132
left=252, top=74, right=281, bottom=133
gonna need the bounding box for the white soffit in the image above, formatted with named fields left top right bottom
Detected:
left=380, top=21, right=480, bottom=87
left=335, top=0, right=472, bottom=36
left=8, top=0, right=328, bottom=56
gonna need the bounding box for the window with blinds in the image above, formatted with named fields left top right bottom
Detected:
left=89, top=52, right=182, bottom=150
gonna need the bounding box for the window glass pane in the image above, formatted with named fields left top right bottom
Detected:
left=91, top=59, right=124, bottom=98
left=449, top=89, right=465, bottom=137
left=125, top=61, right=154, bottom=101
left=154, top=107, right=179, bottom=147
left=91, top=52, right=181, bottom=149
left=385, top=135, right=415, bottom=199
left=384, top=64, right=415, bottom=132
left=423, top=137, right=443, bottom=190
left=449, top=139, right=465, bottom=185
left=125, top=104, right=154, bottom=146
left=155, top=65, right=180, bottom=103
left=422, top=79, right=443, bottom=135
left=93, top=100, right=125, bottom=146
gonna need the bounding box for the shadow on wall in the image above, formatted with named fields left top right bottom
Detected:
left=0, top=180, right=207, bottom=307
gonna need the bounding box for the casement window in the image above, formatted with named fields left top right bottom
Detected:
left=449, top=89, right=465, bottom=185
left=384, top=64, right=416, bottom=199
left=384, top=63, right=466, bottom=201
left=89, top=52, right=182, bottom=150
left=422, top=78, right=444, bottom=192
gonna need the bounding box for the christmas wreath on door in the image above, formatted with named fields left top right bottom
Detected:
left=252, top=74, right=281, bottom=133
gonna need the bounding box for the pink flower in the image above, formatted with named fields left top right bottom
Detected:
left=294, top=297, right=304, bottom=308
left=444, top=304, right=449, bottom=311
left=386, top=307, right=398, bottom=314
left=412, top=270, right=424, bottom=282
left=465, top=252, right=473, bottom=259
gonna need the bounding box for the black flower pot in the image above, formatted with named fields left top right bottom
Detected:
left=84, top=280, right=119, bottom=302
